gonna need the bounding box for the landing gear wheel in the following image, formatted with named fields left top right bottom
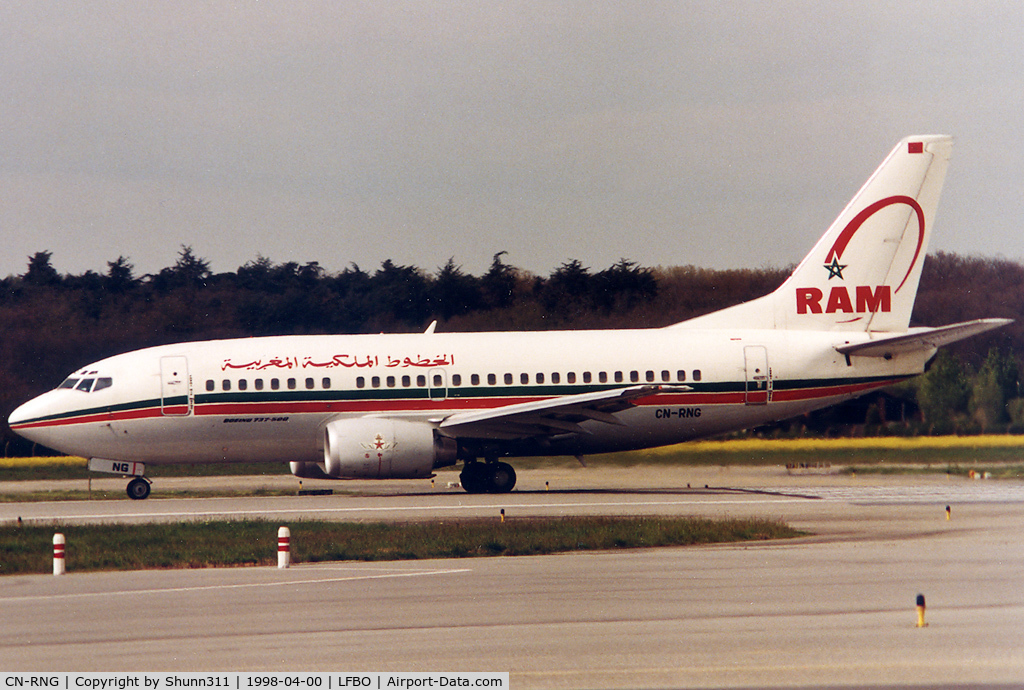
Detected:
left=486, top=462, right=517, bottom=494
left=460, top=461, right=517, bottom=494
left=460, top=462, right=489, bottom=494
left=126, top=477, right=151, bottom=500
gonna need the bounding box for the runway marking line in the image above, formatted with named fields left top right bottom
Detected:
left=515, top=656, right=1024, bottom=682
left=6, top=497, right=809, bottom=524
left=0, top=566, right=472, bottom=604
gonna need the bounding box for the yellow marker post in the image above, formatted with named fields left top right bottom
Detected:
left=916, top=594, right=927, bottom=627
left=500, top=509, right=505, bottom=523
left=946, top=505, right=951, bottom=520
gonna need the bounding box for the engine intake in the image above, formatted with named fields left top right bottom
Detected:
left=322, top=417, right=456, bottom=479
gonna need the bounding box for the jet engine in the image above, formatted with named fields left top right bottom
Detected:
left=289, top=461, right=333, bottom=480
left=321, top=417, right=457, bottom=479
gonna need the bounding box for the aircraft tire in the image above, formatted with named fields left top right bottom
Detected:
left=487, top=462, right=516, bottom=494
left=459, top=463, right=488, bottom=494
left=126, top=477, right=151, bottom=500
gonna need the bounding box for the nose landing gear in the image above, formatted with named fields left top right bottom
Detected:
left=87, top=458, right=152, bottom=500
left=126, top=476, right=152, bottom=500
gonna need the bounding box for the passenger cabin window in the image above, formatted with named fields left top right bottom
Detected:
left=206, top=380, right=215, bottom=392
left=504, top=373, right=513, bottom=385
left=271, top=379, right=280, bottom=390
left=238, top=379, right=248, bottom=391
left=288, top=378, right=297, bottom=390
left=222, top=380, right=231, bottom=391
left=583, top=372, right=592, bottom=383
left=357, top=377, right=365, bottom=389
left=536, top=373, right=545, bottom=384
left=614, top=371, right=624, bottom=383
left=487, top=374, right=497, bottom=385
left=693, top=369, right=702, bottom=382
left=599, top=372, right=608, bottom=383
left=677, top=370, right=686, bottom=382
left=417, top=374, right=427, bottom=387
left=471, top=374, right=480, bottom=386
left=552, top=372, right=561, bottom=384
left=254, top=379, right=264, bottom=391
left=452, top=374, right=462, bottom=386
left=305, top=378, right=314, bottom=390
left=567, top=372, right=576, bottom=384
left=402, top=375, right=411, bottom=387
left=322, top=377, right=330, bottom=389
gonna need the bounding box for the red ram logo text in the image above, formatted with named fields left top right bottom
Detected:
left=796, top=286, right=891, bottom=314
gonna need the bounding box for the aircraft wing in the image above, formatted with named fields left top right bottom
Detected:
left=835, top=318, right=1012, bottom=359
left=438, top=385, right=689, bottom=440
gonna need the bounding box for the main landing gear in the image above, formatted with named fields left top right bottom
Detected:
left=126, top=476, right=152, bottom=500
left=459, top=460, right=517, bottom=494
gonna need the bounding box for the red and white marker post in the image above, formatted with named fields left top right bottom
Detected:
left=278, top=526, right=291, bottom=569
left=53, top=533, right=65, bottom=576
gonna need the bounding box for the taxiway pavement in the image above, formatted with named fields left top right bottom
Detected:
left=1, top=466, right=1022, bottom=688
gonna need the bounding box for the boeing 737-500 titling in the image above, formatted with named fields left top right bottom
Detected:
left=8, top=136, right=1011, bottom=498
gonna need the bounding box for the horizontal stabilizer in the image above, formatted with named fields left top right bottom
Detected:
left=835, top=318, right=1012, bottom=358
left=440, top=385, right=689, bottom=440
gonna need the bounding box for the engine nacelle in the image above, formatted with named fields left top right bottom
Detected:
left=289, top=461, right=333, bottom=480
left=322, top=417, right=457, bottom=479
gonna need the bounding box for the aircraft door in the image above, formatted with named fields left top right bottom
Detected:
left=744, top=346, right=771, bottom=405
left=160, top=356, right=192, bottom=416
left=428, top=368, right=447, bottom=402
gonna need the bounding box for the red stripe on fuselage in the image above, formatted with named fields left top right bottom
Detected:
left=12, top=377, right=901, bottom=432
left=9, top=405, right=162, bottom=430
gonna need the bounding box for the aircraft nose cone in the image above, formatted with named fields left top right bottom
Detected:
left=7, top=394, right=51, bottom=438
left=8, top=399, right=35, bottom=427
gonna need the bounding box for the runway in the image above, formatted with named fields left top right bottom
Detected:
left=1, top=466, right=1023, bottom=688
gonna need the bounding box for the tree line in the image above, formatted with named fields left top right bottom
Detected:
left=2, top=248, right=1022, bottom=455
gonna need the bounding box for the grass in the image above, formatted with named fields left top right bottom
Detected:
left=0, top=456, right=288, bottom=481
left=0, top=516, right=802, bottom=575
left=7, top=436, right=1024, bottom=481
left=508, top=435, right=1024, bottom=471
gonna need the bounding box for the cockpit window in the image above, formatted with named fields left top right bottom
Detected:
left=58, top=376, right=113, bottom=392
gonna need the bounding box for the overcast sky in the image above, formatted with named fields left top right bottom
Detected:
left=2, top=1, right=1022, bottom=280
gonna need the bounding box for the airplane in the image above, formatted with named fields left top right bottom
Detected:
left=7, top=135, right=1011, bottom=499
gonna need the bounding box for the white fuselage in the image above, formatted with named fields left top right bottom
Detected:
left=8, top=326, right=926, bottom=466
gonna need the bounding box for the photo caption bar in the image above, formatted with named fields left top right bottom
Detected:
left=0, top=674, right=508, bottom=690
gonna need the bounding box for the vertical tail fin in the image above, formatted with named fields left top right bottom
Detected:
left=675, top=135, right=953, bottom=332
